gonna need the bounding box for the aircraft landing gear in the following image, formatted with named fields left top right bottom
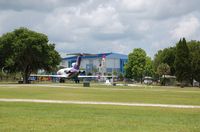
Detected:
left=74, top=76, right=80, bottom=83
left=59, top=78, right=65, bottom=83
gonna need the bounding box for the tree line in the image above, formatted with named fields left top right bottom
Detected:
left=125, top=38, right=200, bottom=87
left=0, top=27, right=199, bottom=86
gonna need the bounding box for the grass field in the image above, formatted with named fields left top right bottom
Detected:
left=0, top=83, right=200, bottom=131
left=0, top=84, right=200, bottom=105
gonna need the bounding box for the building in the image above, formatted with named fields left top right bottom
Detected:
left=61, top=52, right=128, bottom=75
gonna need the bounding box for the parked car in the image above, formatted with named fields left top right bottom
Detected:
left=143, top=76, right=153, bottom=85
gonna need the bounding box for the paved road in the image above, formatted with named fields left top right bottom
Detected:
left=0, top=98, right=200, bottom=109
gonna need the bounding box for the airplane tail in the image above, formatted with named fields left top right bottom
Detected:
left=75, top=55, right=82, bottom=70
left=66, top=53, right=97, bottom=70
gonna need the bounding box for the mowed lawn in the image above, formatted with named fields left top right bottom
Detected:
left=1, top=102, right=200, bottom=132
left=0, top=84, right=200, bottom=132
left=0, top=84, right=200, bottom=105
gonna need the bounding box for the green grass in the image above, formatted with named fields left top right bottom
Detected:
left=0, top=84, right=200, bottom=105
left=1, top=102, right=200, bottom=132
left=0, top=84, right=200, bottom=131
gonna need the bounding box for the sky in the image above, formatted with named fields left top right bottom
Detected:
left=0, top=0, right=200, bottom=58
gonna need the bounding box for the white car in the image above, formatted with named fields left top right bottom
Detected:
left=143, top=76, right=153, bottom=84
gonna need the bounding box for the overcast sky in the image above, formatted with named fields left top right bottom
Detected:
left=1, top=0, right=200, bottom=58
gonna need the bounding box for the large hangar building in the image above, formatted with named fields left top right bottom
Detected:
left=61, top=52, right=128, bottom=75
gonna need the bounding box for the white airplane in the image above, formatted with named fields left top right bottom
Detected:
left=31, top=53, right=114, bottom=83
left=57, top=53, right=86, bottom=78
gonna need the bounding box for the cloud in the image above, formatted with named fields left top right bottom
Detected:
left=170, top=15, right=200, bottom=39
left=118, top=0, right=200, bottom=20
left=0, top=10, right=46, bottom=34
left=36, top=4, right=127, bottom=43
left=1, top=0, right=200, bottom=58
left=0, top=0, right=85, bottom=11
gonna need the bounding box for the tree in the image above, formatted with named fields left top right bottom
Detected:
left=174, top=38, right=191, bottom=87
left=0, top=27, right=61, bottom=83
left=125, top=48, right=147, bottom=83
left=153, top=47, right=176, bottom=76
left=192, top=54, right=200, bottom=86
left=118, top=73, right=124, bottom=81
left=124, top=62, right=132, bottom=79
left=0, top=41, right=3, bottom=69
left=157, top=63, right=170, bottom=86
left=188, top=40, right=200, bottom=86
left=144, top=56, right=154, bottom=77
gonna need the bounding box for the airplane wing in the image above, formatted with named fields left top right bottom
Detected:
left=78, top=75, right=115, bottom=78
left=78, top=75, right=98, bottom=78
left=30, top=74, right=116, bottom=79
left=30, top=74, right=67, bottom=78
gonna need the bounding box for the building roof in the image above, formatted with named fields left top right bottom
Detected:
left=106, top=52, right=128, bottom=59
left=62, top=52, right=128, bottom=60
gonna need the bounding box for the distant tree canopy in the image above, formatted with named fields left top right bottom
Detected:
left=125, top=48, right=153, bottom=83
left=157, top=63, right=170, bottom=77
left=153, top=47, right=176, bottom=76
left=0, top=27, right=61, bottom=83
left=188, top=40, right=200, bottom=84
left=124, top=38, right=200, bottom=86
left=144, top=56, right=154, bottom=77
left=175, top=38, right=191, bottom=85
left=157, top=63, right=170, bottom=86
left=153, top=38, right=200, bottom=86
